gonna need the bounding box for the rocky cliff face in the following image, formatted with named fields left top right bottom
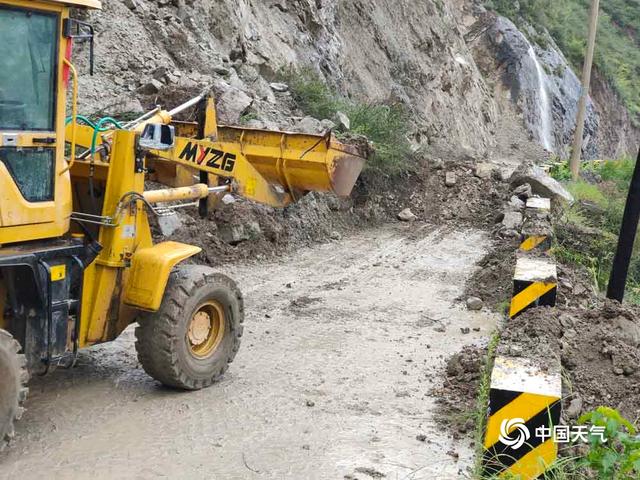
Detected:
left=467, top=14, right=599, bottom=159
left=458, top=2, right=638, bottom=160
left=76, top=0, right=500, bottom=157
left=592, top=70, right=640, bottom=160
left=73, top=0, right=636, bottom=164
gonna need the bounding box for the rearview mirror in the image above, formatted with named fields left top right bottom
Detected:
left=139, top=124, right=175, bottom=151
left=63, top=18, right=95, bottom=75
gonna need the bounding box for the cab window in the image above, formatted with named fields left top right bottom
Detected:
left=0, top=6, right=58, bottom=131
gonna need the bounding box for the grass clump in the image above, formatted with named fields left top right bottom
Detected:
left=473, top=331, right=501, bottom=478
left=281, top=68, right=413, bottom=174
left=286, top=69, right=340, bottom=121
left=550, top=158, right=640, bottom=302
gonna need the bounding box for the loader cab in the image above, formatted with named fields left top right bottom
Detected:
left=0, top=0, right=100, bottom=246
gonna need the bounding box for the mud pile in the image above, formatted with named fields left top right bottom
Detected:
left=154, top=148, right=514, bottom=264
left=503, top=301, right=640, bottom=422
left=463, top=241, right=518, bottom=311
left=433, top=345, right=487, bottom=439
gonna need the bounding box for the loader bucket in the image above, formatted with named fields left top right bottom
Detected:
left=217, top=126, right=367, bottom=197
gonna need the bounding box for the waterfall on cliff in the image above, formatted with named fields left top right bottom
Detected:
left=526, top=44, right=553, bottom=151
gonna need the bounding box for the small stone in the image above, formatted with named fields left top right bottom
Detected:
left=213, top=65, right=231, bottom=75
left=285, top=283, right=293, bottom=289
left=269, top=82, right=289, bottom=92
left=501, top=228, right=520, bottom=238
left=510, top=344, right=524, bottom=356
left=123, top=0, right=138, bottom=10
left=474, top=163, right=493, bottom=179
left=445, top=171, right=456, bottom=187
left=508, top=196, right=525, bottom=211
left=157, top=212, right=183, bottom=236
left=431, top=158, right=444, bottom=170
left=216, top=87, right=253, bottom=124
left=305, top=400, right=315, bottom=407
left=330, top=231, right=342, bottom=241
left=466, top=296, right=483, bottom=311
left=416, top=434, right=427, bottom=442
left=612, top=316, right=640, bottom=347
left=294, top=116, right=324, bottom=134
left=222, top=194, right=236, bottom=205
left=397, top=208, right=417, bottom=222
left=513, top=183, right=533, bottom=200
left=566, top=397, right=583, bottom=419
left=137, top=79, right=163, bottom=94
left=501, top=211, right=523, bottom=230
left=152, top=66, right=169, bottom=81
left=320, top=119, right=336, bottom=131
left=613, top=367, right=624, bottom=376
left=335, top=111, right=351, bottom=130
left=460, top=327, right=471, bottom=335
left=301, top=444, right=310, bottom=450
left=623, top=365, right=636, bottom=376
left=218, top=223, right=259, bottom=245
left=559, top=315, right=574, bottom=329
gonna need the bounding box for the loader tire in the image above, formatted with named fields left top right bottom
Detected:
left=135, top=266, right=244, bottom=390
left=0, top=330, right=29, bottom=452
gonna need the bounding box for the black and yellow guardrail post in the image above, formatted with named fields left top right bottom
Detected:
left=482, top=356, right=562, bottom=478
left=509, top=257, right=557, bottom=318
left=520, top=197, right=552, bottom=253
left=484, top=196, right=562, bottom=478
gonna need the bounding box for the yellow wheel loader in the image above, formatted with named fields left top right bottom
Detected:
left=0, top=0, right=367, bottom=449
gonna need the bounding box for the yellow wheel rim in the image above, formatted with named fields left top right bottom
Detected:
left=187, top=301, right=226, bottom=358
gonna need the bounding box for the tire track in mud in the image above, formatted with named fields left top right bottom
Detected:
left=0, top=224, right=498, bottom=480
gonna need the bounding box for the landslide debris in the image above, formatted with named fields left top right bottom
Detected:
left=503, top=302, right=640, bottom=422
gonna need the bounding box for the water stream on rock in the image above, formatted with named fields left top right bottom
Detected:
left=526, top=44, right=553, bottom=151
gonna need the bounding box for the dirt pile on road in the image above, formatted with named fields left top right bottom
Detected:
left=433, top=345, right=487, bottom=439
left=502, top=301, right=640, bottom=422
left=462, top=241, right=518, bottom=311
left=154, top=147, right=515, bottom=264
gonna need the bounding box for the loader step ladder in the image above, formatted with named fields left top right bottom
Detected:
left=38, top=255, right=87, bottom=372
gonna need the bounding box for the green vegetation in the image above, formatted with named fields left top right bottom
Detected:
left=281, top=68, right=413, bottom=173
left=485, top=0, right=640, bottom=125
left=473, top=331, right=501, bottom=478
left=549, top=158, right=640, bottom=303
left=577, top=407, right=640, bottom=479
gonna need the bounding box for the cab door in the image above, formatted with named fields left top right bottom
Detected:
left=0, top=1, right=71, bottom=244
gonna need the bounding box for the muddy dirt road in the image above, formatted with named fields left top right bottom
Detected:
left=0, top=225, right=498, bottom=480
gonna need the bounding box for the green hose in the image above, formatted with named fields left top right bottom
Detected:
left=65, top=115, right=124, bottom=158
left=90, top=117, right=123, bottom=158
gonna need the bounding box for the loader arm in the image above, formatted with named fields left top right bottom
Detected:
left=64, top=94, right=367, bottom=210
left=151, top=136, right=292, bottom=208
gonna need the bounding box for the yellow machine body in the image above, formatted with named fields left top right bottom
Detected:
left=0, top=0, right=77, bottom=245
left=0, top=0, right=367, bottom=370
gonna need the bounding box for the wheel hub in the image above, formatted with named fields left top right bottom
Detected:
left=188, top=311, right=212, bottom=346
left=187, top=301, right=225, bottom=358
